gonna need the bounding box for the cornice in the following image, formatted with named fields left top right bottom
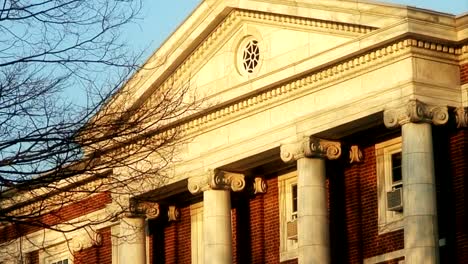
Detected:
left=122, top=37, right=464, bottom=153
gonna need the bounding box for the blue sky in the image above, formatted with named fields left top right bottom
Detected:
left=125, top=0, right=468, bottom=60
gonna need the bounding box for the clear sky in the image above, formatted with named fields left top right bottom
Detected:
left=125, top=0, right=468, bottom=61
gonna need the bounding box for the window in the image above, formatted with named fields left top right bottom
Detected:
left=278, top=171, right=298, bottom=261
left=42, top=252, right=72, bottom=264
left=190, top=202, right=203, bottom=264
left=242, top=39, right=260, bottom=73
left=39, top=243, right=72, bottom=264
left=50, top=259, right=69, bottom=264
left=375, top=137, right=403, bottom=234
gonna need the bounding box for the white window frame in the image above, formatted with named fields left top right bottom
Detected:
left=278, top=171, right=298, bottom=262
left=190, top=202, right=203, bottom=264
left=375, top=137, right=404, bottom=234
left=39, top=243, right=72, bottom=264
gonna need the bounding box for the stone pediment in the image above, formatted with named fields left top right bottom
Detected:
left=182, top=9, right=374, bottom=104
left=119, top=0, right=417, bottom=113
left=111, top=0, right=464, bottom=131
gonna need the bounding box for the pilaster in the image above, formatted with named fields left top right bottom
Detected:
left=455, top=107, right=468, bottom=128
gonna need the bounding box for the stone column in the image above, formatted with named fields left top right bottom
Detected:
left=281, top=137, right=341, bottom=264
left=188, top=170, right=245, bottom=264
left=118, top=202, right=160, bottom=264
left=384, top=99, right=448, bottom=264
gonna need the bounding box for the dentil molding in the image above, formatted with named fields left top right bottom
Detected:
left=280, top=137, right=341, bottom=163
left=383, top=99, right=448, bottom=128
left=187, top=170, right=245, bottom=194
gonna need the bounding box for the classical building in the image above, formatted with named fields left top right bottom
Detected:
left=1, top=0, right=468, bottom=263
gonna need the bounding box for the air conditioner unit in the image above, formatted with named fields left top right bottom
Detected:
left=287, top=219, right=297, bottom=240
left=387, top=187, right=403, bottom=212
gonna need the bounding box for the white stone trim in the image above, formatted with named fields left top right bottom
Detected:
left=363, top=249, right=404, bottom=264
left=0, top=208, right=117, bottom=257
left=278, top=171, right=298, bottom=262
left=39, top=243, right=73, bottom=264
left=375, top=137, right=404, bottom=234
left=111, top=225, right=120, bottom=264
left=190, top=202, right=203, bottom=264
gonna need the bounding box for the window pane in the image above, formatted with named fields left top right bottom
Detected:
left=292, top=184, right=298, bottom=214
left=391, top=152, right=402, bottom=184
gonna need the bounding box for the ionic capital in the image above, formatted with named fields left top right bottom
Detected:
left=187, top=170, right=245, bottom=194
left=168, top=205, right=180, bottom=222
left=72, top=231, right=102, bottom=252
left=455, top=107, right=468, bottom=128
left=384, top=99, right=448, bottom=128
left=252, top=177, right=267, bottom=194
left=280, top=137, right=341, bottom=163
left=349, top=145, right=363, bottom=164
left=129, top=201, right=160, bottom=219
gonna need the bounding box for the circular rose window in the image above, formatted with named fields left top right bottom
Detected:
left=241, top=39, right=260, bottom=74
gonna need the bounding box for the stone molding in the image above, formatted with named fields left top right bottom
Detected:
left=349, top=145, right=363, bottom=164
left=121, top=38, right=462, bottom=153
left=129, top=201, right=160, bottom=219
left=252, top=177, right=268, bottom=194
left=455, top=107, right=468, bottom=128
left=384, top=99, right=448, bottom=128
left=167, top=205, right=180, bottom=222
left=187, top=170, right=245, bottom=194
left=71, top=231, right=103, bottom=252
left=280, top=137, right=341, bottom=163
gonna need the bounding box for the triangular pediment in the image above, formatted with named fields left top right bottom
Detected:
left=115, top=0, right=448, bottom=117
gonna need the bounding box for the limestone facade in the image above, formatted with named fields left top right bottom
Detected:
left=1, top=0, right=468, bottom=264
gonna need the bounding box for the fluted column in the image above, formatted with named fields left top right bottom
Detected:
left=119, top=202, right=160, bottom=264
left=281, top=137, right=341, bottom=264
left=384, top=99, right=448, bottom=264
left=188, top=170, right=245, bottom=264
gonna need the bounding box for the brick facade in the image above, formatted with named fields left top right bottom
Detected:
left=448, top=129, right=468, bottom=263
left=74, top=228, right=112, bottom=264
left=232, top=177, right=281, bottom=263
left=0, top=192, right=111, bottom=244
left=152, top=205, right=191, bottom=263
left=461, top=63, right=468, bottom=84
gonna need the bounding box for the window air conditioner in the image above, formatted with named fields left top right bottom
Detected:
left=287, top=219, right=297, bottom=240
left=387, top=187, right=403, bottom=212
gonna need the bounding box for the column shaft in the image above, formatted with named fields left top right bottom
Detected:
left=402, top=123, right=439, bottom=263
left=203, top=189, right=232, bottom=264
left=119, top=217, right=146, bottom=264
left=297, top=157, right=329, bottom=264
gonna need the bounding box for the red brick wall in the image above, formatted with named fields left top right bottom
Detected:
left=0, top=192, right=111, bottom=243
left=341, top=144, right=404, bottom=263
left=162, top=205, right=191, bottom=264
left=74, top=227, right=112, bottom=264
left=231, top=177, right=285, bottom=264
left=461, top=63, right=468, bottom=84
left=449, top=129, right=468, bottom=263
